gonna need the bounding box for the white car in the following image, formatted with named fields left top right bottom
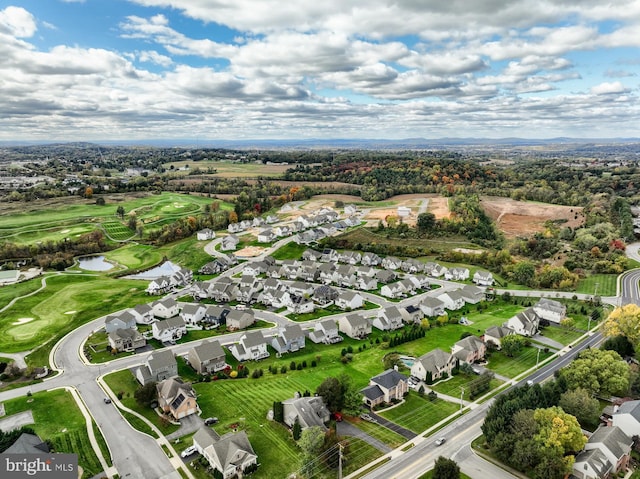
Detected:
left=180, top=446, right=197, bottom=458
left=435, top=437, right=446, bottom=446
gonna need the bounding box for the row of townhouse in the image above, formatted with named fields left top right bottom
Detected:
left=227, top=215, right=279, bottom=234
left=198, top=254, right=237, bottom=274
left=145, top=267, right=193, bottom=295
left=295, top=216, right=361, bottom=244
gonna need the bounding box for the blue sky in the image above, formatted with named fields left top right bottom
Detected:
left=1, top=0, right=639, bottom=140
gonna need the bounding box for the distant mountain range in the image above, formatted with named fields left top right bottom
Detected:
left=1, top=137, right=639, bottom=149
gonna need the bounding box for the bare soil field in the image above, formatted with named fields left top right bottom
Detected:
left=481, top=197, right=584, bottom=237
left=235, top=245, right=265, bottom=257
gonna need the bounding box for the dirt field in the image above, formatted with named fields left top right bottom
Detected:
left=363, top=194, right=448, bottom=226
left=481, top=197, right=584, bottom=238
left=235, top=246, right=266, bottom=257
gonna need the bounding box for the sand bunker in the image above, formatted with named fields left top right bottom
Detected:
left=60, top=229, right=71, bottom=234
left=12, top=318, right=34, bottom=325
left=64, top=311, right=76, bottom=315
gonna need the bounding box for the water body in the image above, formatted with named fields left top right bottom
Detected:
left=78, top=255, right=113, bottom=271
left=123, top=261, right=181, bottom=280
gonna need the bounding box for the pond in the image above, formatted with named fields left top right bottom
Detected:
left=123, top=261, right=182, bottom=280
left=78, top=255, right=114, bottom=272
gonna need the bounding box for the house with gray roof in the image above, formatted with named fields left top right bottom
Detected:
left=152, top=316, right=187, bottom=343
left=196, top=228, right=215, bottom=241
left=282, top=396, right=331, bottom=430
left=444, top=267, right=470, bottom=281
left=381, top=256, right=402, bottom=270
left=338, top=313, right=371, bottom=339
left=375, top=269, right=397, bottom=284
left=309, top=319, right=343, bottom=344
left=157, top=377, right=199, bottom=419
left=188, top=340, right=226, bottom=375
left=302, top=249, right=322, bottom=261
left=312, top=285, right=339, bottom=306
left=451, top=335, right=486, bottom=364
left=336, top=290, right=364, bottom=310
left=151, top=297, right=180, bottom=319
left=131, top=303, right=154, bottom=324
left=612, top=399, right=640, bottom=438
left=220, top=234, right=240, bottom=251
left=225, top=310, right=255, bottom=330
left=484, top=326, right=515, bottom=349
left=104, top=311, right=137, bottom=333
left=411, top=348, right=456, bottom=383
left=438, top=290, right=465, bottom=310
left=271, top=324, right=306, bottom=354
left=193, top=427, right=258, bottom=479
left=572, top=448, right=612, bottom=479
left=108, top=328, right=146, bottom=352
left=419, top=297, right=445, bottom=317
left=361, top=252, right=381, bottom=266
left=228, top=331, right=269, bottom=362
left=473, top=270, right=494, bottom=286
left=505, top=308, right=540, bottom=336
left=459, top=284, right=485, bottom=304
left=583, top=426, right=632, bottom=475
left=424, top=262, right=447, bottom=277
left=135, top=349, right=177, bottom=385
left=181, top=303, right=207, bottom=325
left=4, top=433, right=49, bottom=454
left=361, top=369, right=409, bottom=408
left=533, top=298, right=567, bottom=324
left=373, top=306, right=404, bottom=331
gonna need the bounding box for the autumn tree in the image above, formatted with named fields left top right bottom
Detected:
left=602, top=304, right=640, bottom=347
left=228, top=211, right=238, bottom=224
left=533, top=406, right=586, bottom=455
left=560, top=348, right=629, bottom=397
left=84, top=186, right=93, bottom=199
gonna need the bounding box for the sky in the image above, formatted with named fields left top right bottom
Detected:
left=1, top=0, right=640, bottom=141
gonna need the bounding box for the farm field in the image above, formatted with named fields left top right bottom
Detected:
left=163, top=160, right=292, bottom=177
left=3, top=388, right=106, bottom=478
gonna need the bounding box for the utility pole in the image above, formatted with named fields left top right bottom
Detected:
left=536, top=347, right=541, bottom=368
left=338, top=442, right=343, bottom=479
left=460, top=387, right=465, bottom=412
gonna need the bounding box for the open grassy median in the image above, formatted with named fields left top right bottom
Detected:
left=3, top=389, right=106, bottom=478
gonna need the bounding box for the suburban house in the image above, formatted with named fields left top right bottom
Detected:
left=282, top=396, right=331, bottom=430
left=151, top=298, right=180, bottom=319
left=373, top=306, right=404, bottom=331
left=202, top=305, right=229, bottom=328
left=220, top=234, right=240, bottom=251
left=181, top=303, right=207, bottom=325
left=483, top=326, right=515, bottom=349
left=318, top=263, right=336, bottom=284
left=533, top=298, right=567, bottom=324
left=382, top=256, right=402, bottom=270
left=361, top=369, right=409, bottom=408
left=157, top=377, right=199, bottom=419
left=357, top=274, right=378, bottom=291
left=411, top=348, right=456, bottom=382
left=257, top=228, right=276, bottom=243
left=197, top=229, right=216, bottom=241
left=193, top=427, right=258, bottom=479
left=473, top=270, right=494, bottom=286
left=333, top=265, right=356, bottom=287
left=572, top=448, right=612, bottom=479
left=583, top=426, right=632, bottom=476
left=288, top=281, right=314, bottom=297
left=419, top=297, right=446, bottom=317
left=401, top=258, right=424, bottom=274
left=309, top=319, right=343, bottom=344
left=424, top=262, right=447, bottom=277
left=135, top=349, right=177, bottom=385
left=152, top=316, right=187, bottom=343
left=108, top=328, right=146, bottom=352
left=451, top=335, right=486, bottom=364
left=228, top=331, right=270, bottom=361
left=402, top=304, right=425, bottom=323
left=4, top=433, right=50, bottom=454
left=612, top=400, right=640, bottom=437
left=146, top=276, right=172, bottom=295
left=104, top=311, right=137, bottom=333
left=380, top=281, right=407, bottom=299
left=459, top=284, right=485, bottom=304
left=338, top=313, right=372, bottom=339
left=361, top=252, right=381, bottom=266
left=376, top=269, right=397, bottom=284
left=444, top=267, right=470, bottom=281
left=505, top=308, right=540, bottom=336
left=225, top=310, right=255, bottom=330
left=302, top=249, right=323, bottom=261
left=188, top=340, right=227, bottom=375
left=199, top=256, right=235, bottom=275
left=312, top=285, right=339, bottom=306
left=335, top=290, right=364, bottom=310
left=131, top=304, right=154, bottom=324
left=438, top=290, right=466, bottom=311
left=271, top=324, right=306, bottom=354
left=287, top=295, right=315, bottom=314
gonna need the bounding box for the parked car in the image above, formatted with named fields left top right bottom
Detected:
left=435, top=437, right=446, bottom=446
left=181, top=446, right=197, bottom=458
left=204, top=417, right=219, bottom=426
left=103, top=398, right=112, bottom=404
left=331, top=412, right=343, bottom=422
left=360, top=413, right=376, bottom=423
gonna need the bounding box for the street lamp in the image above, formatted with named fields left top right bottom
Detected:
left=459, top=387, right=465, bottom=412
left=536, top=348, right=541, bottom=368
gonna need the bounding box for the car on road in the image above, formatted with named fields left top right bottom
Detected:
left=204, top=417, right=218, bottom=426
left=103, top=397, right=112, bottom=404
left=526, top=380, right=534, bottom=386
left=435, top=437, right=446, bottom=446
left=180, top=446, right=197, bottom=458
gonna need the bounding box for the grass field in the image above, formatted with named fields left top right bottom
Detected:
left=575, top=274, right=618, bottom=296
left=0, top=192, right=231, bottom=245
left=103, top=243, right=165, bottom=271
left=378, top=392, right=460, bottom=433
left=3, top=389, right=105, bottom=478
left=163, top=160, right=291, bottom=178
left=271, top=242, right=308, bottom=260
left=485, top=347, right=553, bottom=377
left=346, top=416, right=406, bottom=448
left=430, top=373, right=503, bottom=401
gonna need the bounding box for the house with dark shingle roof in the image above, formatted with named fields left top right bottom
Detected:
left=572, top=448, right=612, bottom=479
left=271, top=324, right=306, bottom=354
left=338, top=313, right=371, bottom=339
left=108, top=328, right=146, bottom=352
left=282, top=396, right=331, bottom=430
left=612, top=399, right=640, bottom=438
left=134, top=349, right=177, bottom=385
left=504, top=307, right=540, bottom=336
left=309, top=319, right=343, bottom=344
left=4, top=433, right=50, bottom=454
left=410, top=348, right=456, bottom=382
left=157, top=377, right=199, bottom=419
left=228, top=331, right=269, bottom=362
left=451, top=335, right=486, bottom=364
left=483, top=326, right=514, bottom=349
left=188, top=340, right=226, bottom=375
left=583, top=426, right=632, bottom=475
left=361, top=369, right=409, bottom=408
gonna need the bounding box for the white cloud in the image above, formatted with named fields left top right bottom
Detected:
left=0, top=6, right=37, bottom=38
left=590, top=81, right=628, bottom=95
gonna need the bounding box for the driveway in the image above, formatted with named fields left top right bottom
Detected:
left=166, top=414, right=204, bottom=442
left=367, top=411, right=416, bottom=440
left=0, top=410, right=34, bottom=432
left=336, top=421, right=392, bottom=454
left=532, top=333, right=563, bottom=350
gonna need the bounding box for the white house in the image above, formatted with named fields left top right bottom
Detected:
left=271, top=324, right=306, bottom=354
left=612, top=400, right=640, bottom=438
left=444, top=267, right=470, bottom=281
left=335, top=291, right=364, bottom=310
left=505, top=308, right=540, bottom=336
left=151, top=298, right=180, bottom=319
left=152, top=316, right=187, bottom=342
left=438, top=290, right=465, bottom=310
left=228, top=331, right=270, bottom=361
left=309, top=319, right=343, bottom=344
left=483, top=326, right=515, bottom=349
left=419, top=297, right=446, bottom=317
left=196, top=229, right=216, bottom=241
left=473, top=270, right=494, bottom=286
left=338, top=314, right=372, bottom=339
left=373, top=306, right=404, bottom=331
left=257, top=228, right=276, bottom=243
left=180, top=303, right=207, bottom=325
left=533, top=298, right=567, bottom=324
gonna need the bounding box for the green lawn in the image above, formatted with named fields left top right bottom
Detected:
left=0, top=274, right=149, bottom=356
left=538, top=325, right=584, bottom=345
left=271, top=242, right=308, bottom=260
left=103, top=243, right=164, bottom=271
left=3, top=389, right=106, bottom=478
left=378, top=392, right=460, bottom=434
left=575, top=274, right=618, bottom=296
left=102, top=370, right=180, bottom=436
left=485, top=347, right=553, bottom=378
left=430, top=373, right=503, bottom=402
left=345, top=417, right=406, bottom=448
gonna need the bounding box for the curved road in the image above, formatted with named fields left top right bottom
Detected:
left=0, top=238, right=639, bottom=479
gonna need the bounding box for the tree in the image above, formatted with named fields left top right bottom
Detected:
left=533, top=406, right=586, bottom=454
left=116, top=205, right=126, bottom=219
left=134, top=382, right=157, bottom=407
left=433, top=456, right=460, bottom=479
left=127, top=213, right=138, bottom=231
left=560, top=348, right=629, bottom=397
left=501, top=334, right=526, bottom=357
left=558, top=388, right=600, bottom=428
left=316, top=377, right=343, bottom=412
left=228, top=211, right=238, bottom=224
left=512, top=261, right=536, bottom=286
left=84, top=186, right=93, bottom=199
left=292, top=418, right=302, bottom=440
left=95, top=197, right=105, bottom=206
left=602, top=335, right=635, bottom=357
left=299, top=426, right=325, bottom=457
left=416, top=212, right=436, bottom=234
left=602, top=304, right=640, bottom=347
